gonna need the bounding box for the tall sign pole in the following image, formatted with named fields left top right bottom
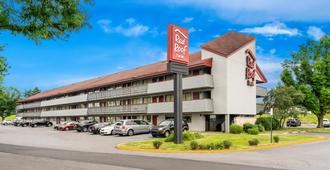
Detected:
left=167, top=24, right=189, bottom=144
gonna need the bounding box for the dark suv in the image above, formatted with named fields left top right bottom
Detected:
left=286, top=118, right=301, bottom=127
left=151, top=119, right=189, bottom=137
left=30, top=120, right=53, bottom=127
left=76, top=120, right=98, bottom=132
left=88, top=122, right=111, bottom=134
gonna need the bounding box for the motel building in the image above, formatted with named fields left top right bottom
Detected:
left=16, top=32, right=267, bottom=132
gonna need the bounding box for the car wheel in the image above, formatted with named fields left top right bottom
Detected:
left=83, top=127, right=88, bottom=132
left=164, top=131, right=170, bottom=137
left=127, top=129, right=134, bottom=136
left=152, top=134, right=158, bottom=138
left=111, top=130, right=114, bottom=135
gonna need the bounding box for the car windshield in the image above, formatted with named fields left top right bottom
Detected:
left=159, top=120, right=172, bottom=126
left=115, top=121, right=123, bottom=126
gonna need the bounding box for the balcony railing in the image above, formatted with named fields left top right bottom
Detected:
left=22, top=112, right=41, bottom=117
left=147, top=74, right=214, bottom=94
left=40, top=94, right=88, bottom=107
left=17, top=101, right=41, bottom=110
left=40, top=108, right=88, bottom=117
left=147, top=99, right=214, bottom=114
left=87, top=104, right=148, bottom=115
left=87, top=85, right=148, bottom=101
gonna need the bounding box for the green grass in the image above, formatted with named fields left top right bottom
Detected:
left=121, top=132, right=318, bottom=151
left=277, top=127, right=330, bottom=133
left=0, top=115, right=16, bottom=121
left=298, top=114, right=330, bottom=124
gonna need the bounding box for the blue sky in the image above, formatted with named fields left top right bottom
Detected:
left=1, top=0, right=329, bottom=92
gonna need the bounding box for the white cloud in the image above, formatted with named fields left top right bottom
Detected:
left=240, top=22, right=300, bottom=37
left=97, top=18, right=150, bottom=37
left=182, top=17, right=194, bottom=23
left=97, top=19, right=111, bottom=33
left=189, top=27, right=202, bottom=33
left=156, top=0, right=330, bottom=23
left=307, top=26, right=326, bottom=41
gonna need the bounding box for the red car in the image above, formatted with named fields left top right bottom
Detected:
left=59, top=121, right=78, bottom=131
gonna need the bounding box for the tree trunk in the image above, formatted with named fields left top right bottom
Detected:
left=1, top=116, right=4, bottom=121
left=317, top=114, right=324, bottom=128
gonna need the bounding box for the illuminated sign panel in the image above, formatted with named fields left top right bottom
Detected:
left=167, top=24, right=189, bottom=64
left=245, top=49, right=256, bottom=86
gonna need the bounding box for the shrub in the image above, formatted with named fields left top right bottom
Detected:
left=257, top=124, right=265, bottom=132
left=153, top=140, right=162, bottom=149
left=215, top=142, right=224, bottom=150
left=164, top=133, right=174, bottom=142
left=247, top=127, right=259, bottom=135
left=223, top=140, right=232, bottom=149
left=230, top=124, right=243, bottom=134
left=190, top=141, right=199, bottom=150
left=198, top=144, right=208, bottom=150
left=256, top=117, right=280, bottom=131
left=248, top=138, right=260, bottom=146
left=243, top=123, right=254, bottom=133
left=207, top=143, right=216, bottom=150
left=165, top=131, right=204, bottom=142
left=273, top=136, right=280, bottom=143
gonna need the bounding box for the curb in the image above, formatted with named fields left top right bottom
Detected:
left=116, top=136, right=328, bottom=153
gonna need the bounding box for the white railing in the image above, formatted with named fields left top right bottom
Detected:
left=40, top=108, right=88, bottom=117
left=147, top=99, right=214, bottom=114
left=40, top=94, right=88, bottom=107
left=87, top=85, right=148, bottom=101
left=87, top=104, right=148, bottom=115
left=147, top=74, right=214, bottom=94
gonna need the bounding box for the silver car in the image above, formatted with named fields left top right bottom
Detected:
left=114, top=119, right=151, bottom=136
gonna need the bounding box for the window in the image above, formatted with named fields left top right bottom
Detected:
left=159, top=96, right=164, bottom=102
left=152, top=96, right=157, bottom=103
left=184, top=116, right=192, bottom=123
left=192, top=69, right=200, bottom=76
left=152, top=77, right=158, bottom=83
left=158, top=76, right=164, bottom=82
left=143, top=97, right=151, bottom=104
left=193, top=92, right=200, bottom=100
left=183, top=92, right=192, bottom=101
left=165, top=95, right=174, bottom=102
left=132, top=98, right=141, bottom=105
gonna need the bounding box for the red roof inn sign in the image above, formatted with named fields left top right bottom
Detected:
left=167, top=24, right=189, bottom=64
left=245, top=49, right=256, bottom=86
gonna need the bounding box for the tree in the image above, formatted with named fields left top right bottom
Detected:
left=0, top=87, right=20, bottom=120
left=282, top=36, right=330, bottom=127
left=0, top=0, right=92, bottom=43
left=24, top=87, right=41, bottom=97
left=263, top=86, right=306, bottom=128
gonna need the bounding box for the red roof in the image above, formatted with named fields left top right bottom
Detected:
left=21, top=52, right=212, bottom=102
left=201, top=32, right=255, bottom=57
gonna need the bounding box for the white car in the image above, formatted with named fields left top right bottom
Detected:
left=99, top=124, right=115, bottom=135
left=2, top=120, right=13, bottom=126
left=323, top=119, right=330, bottom=128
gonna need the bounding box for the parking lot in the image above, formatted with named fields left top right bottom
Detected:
left=0, top=125, right=152, bottom=153
left=1, top=125, right=330, bottom=170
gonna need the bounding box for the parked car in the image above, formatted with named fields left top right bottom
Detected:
left=286, top=118, right=301, bottom=127
left=18, top=120, right=31, bottom=127
left=30, top=119, right=53, bottom=127
left=151, top=119, right=189, bottom=137
left=88, top=122, right=111, bottom=134
left=114, top=119, right=151, bottom=136
left=1, top=120, right=13, bottom=126
left=99, top=124, right=115, bottom=135
left=54, top=121, right=67, bottom=130
left=323, top=119, right=330, bottom=128
left=12, top=119, right=21, bottom=126
left=58, top=121, right=78, bottom=131
left=76, top=120, right=98, bottom=132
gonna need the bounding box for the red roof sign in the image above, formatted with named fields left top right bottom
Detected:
left=167, top=24, right=189, bottom=64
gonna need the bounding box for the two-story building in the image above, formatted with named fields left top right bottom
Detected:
left=16, top=32, right=267, bottom=132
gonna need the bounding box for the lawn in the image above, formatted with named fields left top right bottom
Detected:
left=298, top=114, right=330, bottom=124
left=277, top=127, right=330, bottom=133
left=0, top=115, right=16, bottom=121
left=118, top=132, right=321, bottom=151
